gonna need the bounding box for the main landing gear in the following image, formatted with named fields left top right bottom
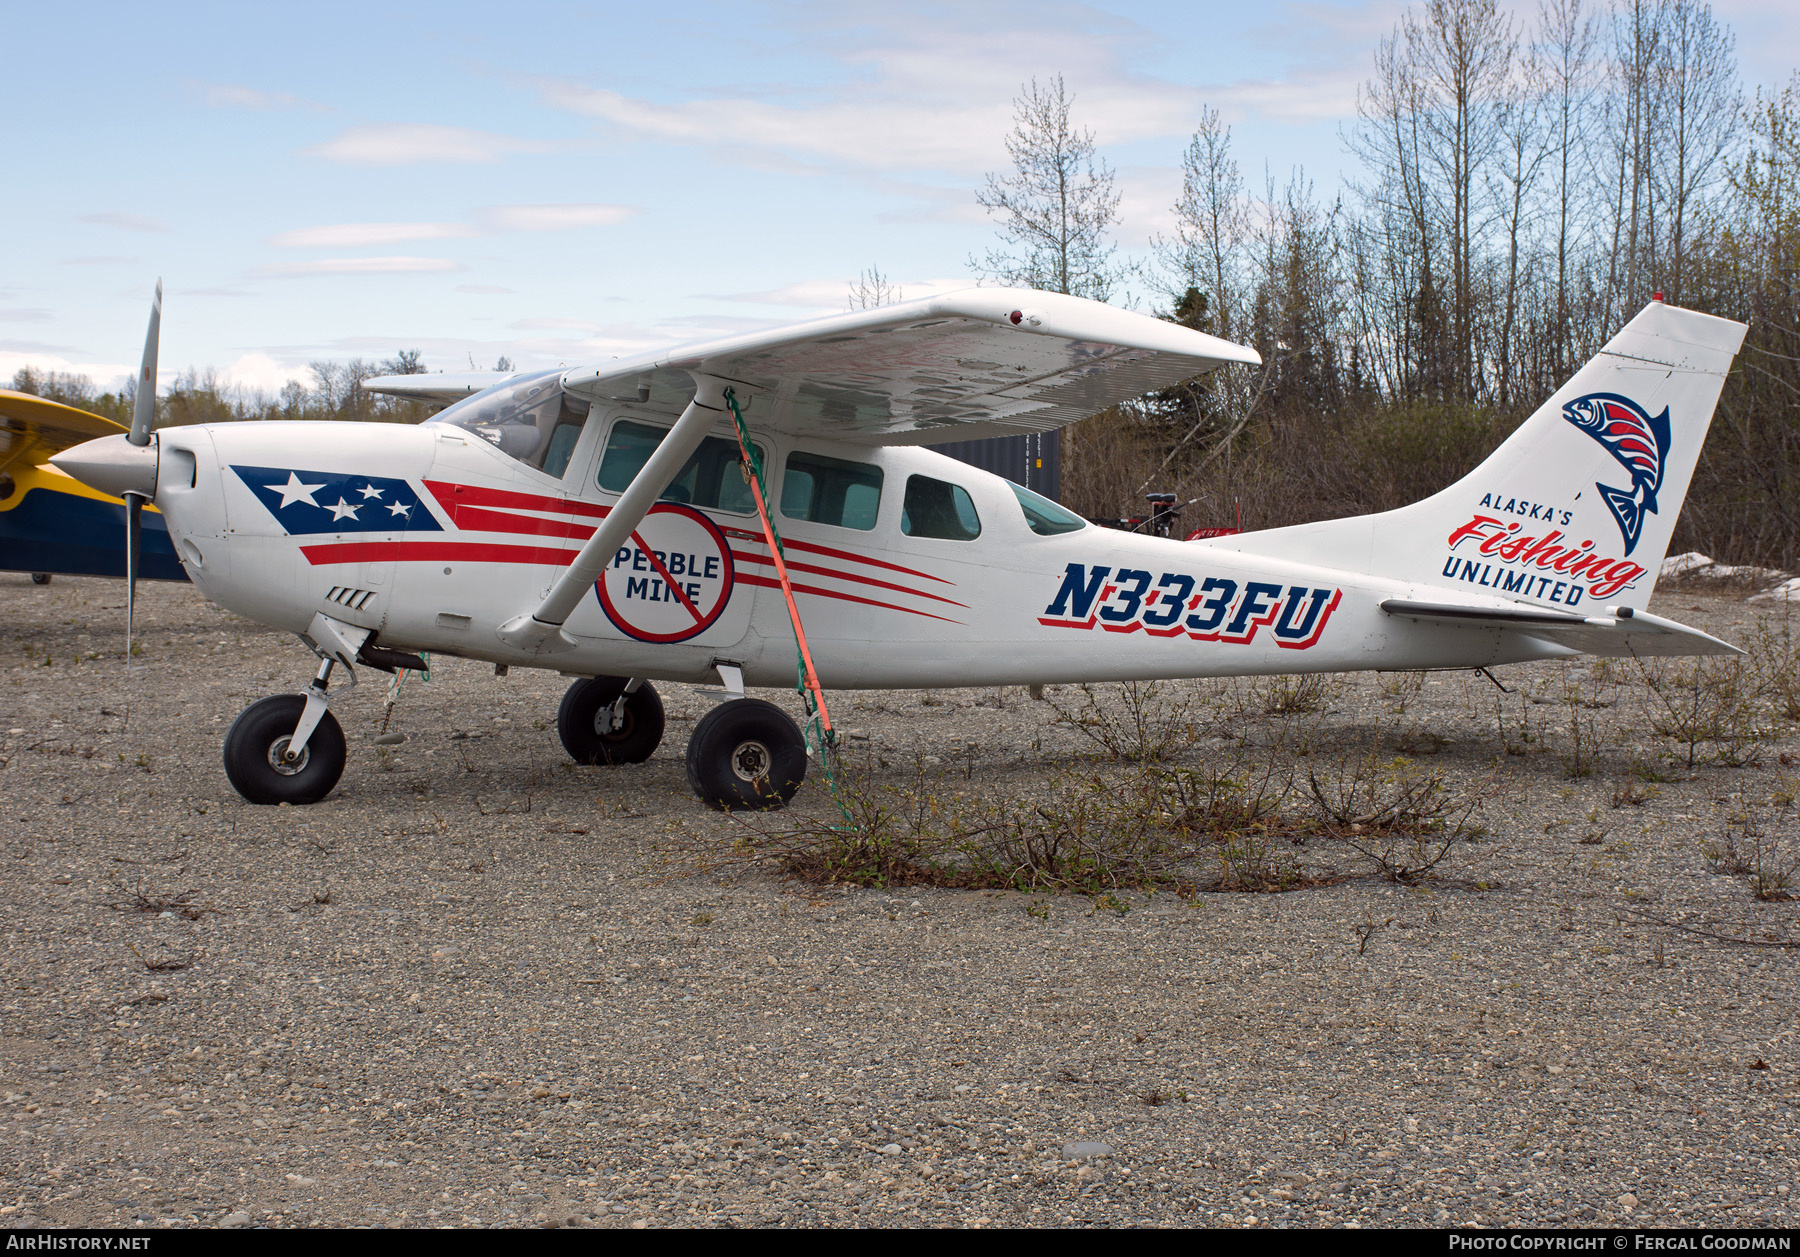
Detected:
left=557, top=676, right=665, bottom=765
left=556, top=670, right=806, bottom=811
left=222, top=659, right=347, bottom=805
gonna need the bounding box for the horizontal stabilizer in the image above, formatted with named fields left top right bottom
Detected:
left=1380, top=599, right=1741, bottom=658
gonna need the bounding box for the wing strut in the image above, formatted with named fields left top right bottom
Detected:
left=496, top=373, right=728, bottom=653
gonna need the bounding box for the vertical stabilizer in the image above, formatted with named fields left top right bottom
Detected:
left=1208, top=301, right=1746, bottom=612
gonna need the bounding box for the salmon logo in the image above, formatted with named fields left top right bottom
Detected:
left=1562, top=392, right=1670, bottom=556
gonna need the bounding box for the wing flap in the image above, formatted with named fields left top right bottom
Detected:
left=1380, top=598, right=1742, bottom=658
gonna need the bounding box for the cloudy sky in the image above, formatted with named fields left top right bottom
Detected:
left=4, top=0, right=1794, bottom=394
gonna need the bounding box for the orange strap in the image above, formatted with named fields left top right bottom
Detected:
left=732, top=424, right=833, bottom=738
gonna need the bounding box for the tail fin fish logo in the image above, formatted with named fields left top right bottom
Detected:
left=1562, top=392, right=1671, bottom=556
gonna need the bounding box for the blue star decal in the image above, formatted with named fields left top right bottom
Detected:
left=231, top=466, right=444, bottom=534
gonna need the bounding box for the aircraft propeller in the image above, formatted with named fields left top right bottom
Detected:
left=124, top=281, right=161, bottom=662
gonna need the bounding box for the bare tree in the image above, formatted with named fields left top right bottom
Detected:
left=973, top=76, right=1122, bottom=300
left=1652, top=0, right=1739, bottom=302
left=1490, top=53, right=1551, bottom=405
left=1154, top=106, right=1247, bottom=339
left=847, top=266, right=904, bottom=310
left=1536, top=0, right=1600, bottom=376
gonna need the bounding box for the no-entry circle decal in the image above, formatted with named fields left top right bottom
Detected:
left=595, top=503, right=737, bottom=643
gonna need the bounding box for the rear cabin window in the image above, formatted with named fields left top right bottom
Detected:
left=901, top=475, right=981, bottom=541
left=597, top=420, right=758, bottom=514
left=780, top=452, right=882, bottom=531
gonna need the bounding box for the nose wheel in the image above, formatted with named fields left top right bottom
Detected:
left=556, top=677, right=665, bottom=764
left=223, top=694, right=347, bottom=805
left=684, top=698, right=806, bottom=810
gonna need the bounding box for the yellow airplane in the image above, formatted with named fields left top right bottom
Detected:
left=0, top=388, right=187, bottom=583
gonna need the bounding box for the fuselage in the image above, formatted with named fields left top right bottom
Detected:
left=147, top=409, right=1567, bottom=690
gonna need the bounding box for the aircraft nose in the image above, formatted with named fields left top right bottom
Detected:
left=49, top=433, right=158, bottom=499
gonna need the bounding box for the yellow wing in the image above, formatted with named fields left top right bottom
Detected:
left=0, top=389, right=128, bottom=482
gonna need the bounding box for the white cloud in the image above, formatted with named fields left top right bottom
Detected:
left=220, top=352, right=309, bottom=393
left=197, top=82, right=310, bottom=111
left=0, top=308, right=52, bottom=323
left=479, top=204, right=635, bottom=232
left=534, top=6, right=1213, bottom=176
left=77, top=212, right=168, bottom=233
left=700, top=275, right=971, bottom=310
left=304, top=124, right=551, bottom=166
left=512, top=316, right=612, bottom=332
left=268, top=222, right=476, bottom=249
left=256, top=256, right=463, bottom=278
left=457, top=284, right=516, bottom=295
left=0, top=349, right=133, bottom=391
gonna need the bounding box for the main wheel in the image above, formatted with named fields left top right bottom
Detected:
left=685, top=698, right=806, bottom=811
left=557, top=677, right=665, bottom=765
left=222, top=694, right=347, bottom=805
left=30, top=573, right=51, bottom=586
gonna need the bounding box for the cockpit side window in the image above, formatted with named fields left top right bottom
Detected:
left=596, top=419, right=760, bottom=514
left=427, top=370, right=590, bottom=475
left=780, top=451, right=882, bottom=531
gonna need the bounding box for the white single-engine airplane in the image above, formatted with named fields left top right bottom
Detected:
left=52, top=287, right=1745, bottom=810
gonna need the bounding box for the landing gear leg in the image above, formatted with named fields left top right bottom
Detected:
left=222, top=658, right=347, bottom=805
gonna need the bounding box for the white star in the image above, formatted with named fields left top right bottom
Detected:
left=386, top=501, right=413, bottom=519
left=326, top=498, right=361, bottom=521
left=267, top=472, right=326, bottom=509
left=358, top=483, right=385, bottom=500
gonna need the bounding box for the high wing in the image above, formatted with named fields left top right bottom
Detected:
left=553, top=288, right=1259, bottom=445
left=1380, top=599, right=1741, bottom=658
left=0, top=389, right=128, bottom=477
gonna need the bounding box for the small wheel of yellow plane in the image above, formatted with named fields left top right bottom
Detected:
left=51, top=285, right=1746, bottom=811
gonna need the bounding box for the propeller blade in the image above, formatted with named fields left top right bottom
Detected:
left=126, top=492, right=143, bottom=662
left=128, top=281, right=162, bottom=448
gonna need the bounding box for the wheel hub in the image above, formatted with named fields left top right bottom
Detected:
left=268, top=737, right=310, bottom=776
left=729, top=738, right=772, bottom=783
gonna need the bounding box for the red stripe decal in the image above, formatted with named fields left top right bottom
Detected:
left=423, top=479, right=611, bottom=521
left=451, top=505, right=599, bottom=541
left=723, top=530, right=953, bottom=586
left=729, top=549, right=968, bottom=608
left=300, top=540, right=580, bottom=567
left=736, top=574, right=962, bottom=624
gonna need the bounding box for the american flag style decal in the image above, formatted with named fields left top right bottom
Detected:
left=232, top=466, right=443, bottom=534
left=235, top=471, right=964, bottom=625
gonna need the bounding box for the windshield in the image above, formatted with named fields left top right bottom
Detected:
left=427, top=370, right=590, bottom=475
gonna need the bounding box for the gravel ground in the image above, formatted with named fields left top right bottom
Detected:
left=1, top=572, right=1796, bottom=1229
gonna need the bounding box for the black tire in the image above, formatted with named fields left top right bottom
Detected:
left=684, top=698, right=806, bottom=811
left=557, top=677, right=665, bottom=765
left=30, top=573, right=52, bottom=586
left=222, top=694, right=347, bottom=805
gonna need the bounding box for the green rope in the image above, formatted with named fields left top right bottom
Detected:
left=723, top=388, right=855, bottom=825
